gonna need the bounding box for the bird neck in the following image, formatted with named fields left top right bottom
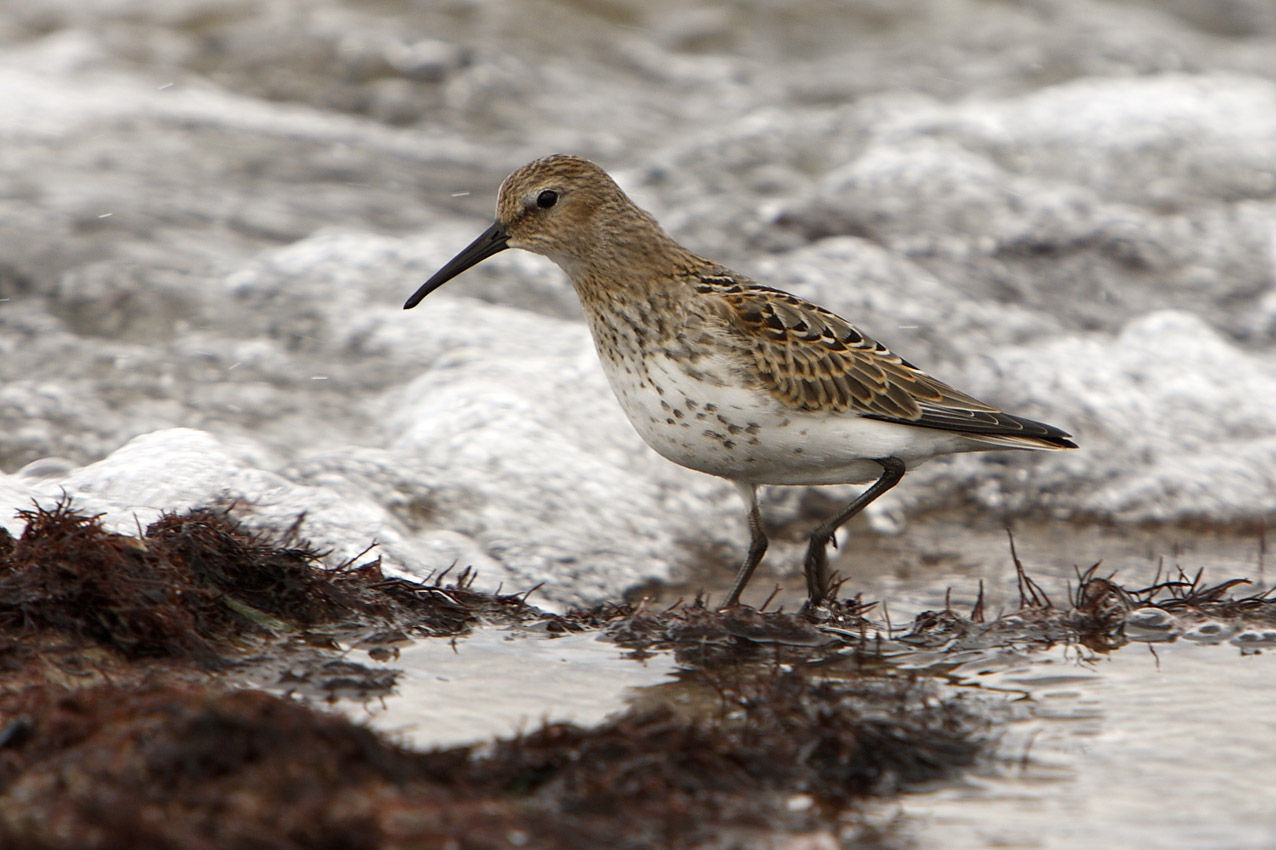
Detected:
left=558, top=224, right=698, bottom=309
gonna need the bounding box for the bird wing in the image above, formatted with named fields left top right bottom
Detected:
left=693, top=276, right=1073, bottom=445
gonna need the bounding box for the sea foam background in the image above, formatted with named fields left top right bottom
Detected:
left=2, top=1, right=1275, bottom=607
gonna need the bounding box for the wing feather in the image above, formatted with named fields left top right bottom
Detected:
left=691, top=276, right=1076, bottom=448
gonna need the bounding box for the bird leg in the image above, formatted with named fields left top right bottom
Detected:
left=722, top=481, right=768, bottom=608
left=804, top=457, right=906, bottom=606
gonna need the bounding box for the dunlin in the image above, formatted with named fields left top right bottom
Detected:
left=405, top=155, right=1076, bottom=611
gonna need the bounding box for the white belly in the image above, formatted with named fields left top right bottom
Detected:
left=599, top=352, right=983, bottom=486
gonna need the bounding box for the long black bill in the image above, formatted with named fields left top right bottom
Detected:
left=403, top=220, right=510, bottom=309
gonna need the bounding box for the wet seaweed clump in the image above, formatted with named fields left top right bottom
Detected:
left=0, top=664, right=982, bottom=850
left=453, top=667, right=983, bottom=844
left=554, top=593, right=878, bottom=669
left=0, top=500, right=393, bottom=667
left=0, top=501, right=239, bottom=663
left=0, top=683, right=437, bottom=850
left=902, top=538, right=1276, bottom=653
left=0, top=500, right=539, bottom=675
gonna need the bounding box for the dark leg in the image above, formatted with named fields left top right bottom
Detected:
left=804, top=457, right=906, bottom=606
left=722, top=481, right=767, bottom=608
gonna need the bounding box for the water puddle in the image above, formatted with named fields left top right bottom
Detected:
left=891, top=640, right=1276, bottom=849
left=324, top=521, right=1274, bottom=847
left=341, top=627, right=679, bottom=748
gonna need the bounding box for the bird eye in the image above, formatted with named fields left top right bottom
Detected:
left=536, top=189, right=559, bottom=209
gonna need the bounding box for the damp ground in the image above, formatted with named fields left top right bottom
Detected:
left=1, top=503, right=1273, bottom=849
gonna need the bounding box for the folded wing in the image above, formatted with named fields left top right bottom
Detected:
left=694, top=277, right=1076, bottom=449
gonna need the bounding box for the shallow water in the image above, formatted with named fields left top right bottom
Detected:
left=667, top=516, right=1268, bottom=622
left=895, top=641, right=1276, bottom=849
left=340, top=523, right=1276, bottom=848
left=341, top=624, right=1276, bottom=848
left=348, top=627, right=679, bottom=749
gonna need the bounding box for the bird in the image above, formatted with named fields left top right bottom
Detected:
left=404, top=154, right=1077, bottom=612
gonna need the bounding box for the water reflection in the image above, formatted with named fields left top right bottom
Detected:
left=345, top=627, right=679, bottom=748
left=893, top=641, right=1276, bottom=850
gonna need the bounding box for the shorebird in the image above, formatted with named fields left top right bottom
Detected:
left=405, top=155, right=1076, bottom=611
